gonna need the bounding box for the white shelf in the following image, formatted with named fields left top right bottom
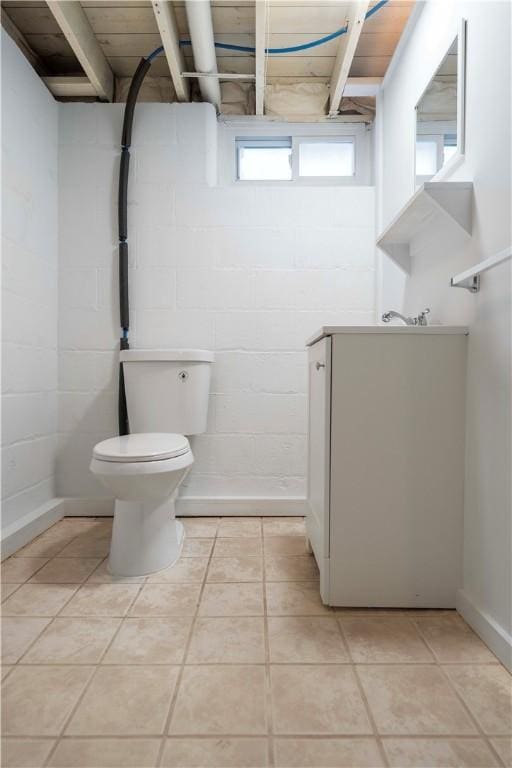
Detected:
left=377, top=182, right=473, bottom=273
left=451, top=245, right=512, bottom=292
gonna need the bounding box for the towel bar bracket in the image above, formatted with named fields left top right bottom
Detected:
left=450, top=275, right=480, bottom=293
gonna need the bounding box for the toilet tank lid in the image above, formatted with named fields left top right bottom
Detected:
left=120, top=349, right=215, bottom=363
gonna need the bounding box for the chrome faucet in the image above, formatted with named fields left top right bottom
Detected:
left=382, top=308, right=430, bottom=326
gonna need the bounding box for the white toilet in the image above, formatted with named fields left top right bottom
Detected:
left=90, top=349, right=214, bottom=577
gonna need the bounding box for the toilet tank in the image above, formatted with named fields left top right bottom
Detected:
left=120, top=350, right=214, bottom=435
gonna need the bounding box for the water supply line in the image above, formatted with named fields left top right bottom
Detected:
left=117, top=55, right=154, bottom=435
left=116, top=0, right=390, bottom=433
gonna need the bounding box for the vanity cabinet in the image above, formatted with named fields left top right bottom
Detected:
left=306, top=327, right=468, bottom=608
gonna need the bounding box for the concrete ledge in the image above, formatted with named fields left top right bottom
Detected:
left=1, top=498, right=65, bottom=560
left=457, top=588, right=512, bottom=672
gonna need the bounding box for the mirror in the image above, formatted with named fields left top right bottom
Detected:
left=415, top=20, right=466, bottom=186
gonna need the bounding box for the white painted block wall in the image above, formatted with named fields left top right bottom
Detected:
left=1, top=31, right=59, bottom=533
left=57, top=102, right=375, bottom=504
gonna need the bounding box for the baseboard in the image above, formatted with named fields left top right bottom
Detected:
left=457, top=589, right=512, bottom=672
left=1, top=498, right=65, bottom=560
left=62, top=497, right=115, bottom=517
left=59, top=496, right=307, bottom=518
left=176, top=496, right=308, bottom=517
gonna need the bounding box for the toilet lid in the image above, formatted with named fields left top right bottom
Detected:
left=93, top=433, right=190, bottom=463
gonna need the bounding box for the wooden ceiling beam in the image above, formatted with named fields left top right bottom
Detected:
left=329, top=1, right=369, bottom=116
left=151, top=0, right=190, bottom=102
left=255, top=0, right=267, bottom=115
left=45, top=1, right=114, bottom=101
left=43, top=76, right=97, bottom=98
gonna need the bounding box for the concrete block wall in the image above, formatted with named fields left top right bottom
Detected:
left=1, top=31, right=59, bottom=532
left=57, top=102, right=376, bottom=507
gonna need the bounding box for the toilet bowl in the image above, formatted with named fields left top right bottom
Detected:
left=91, top=433, right=193, bottom=576
left=90, top=349, right=214, bottom=578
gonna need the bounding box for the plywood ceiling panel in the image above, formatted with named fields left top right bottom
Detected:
left=107, top=55, right=171, bottom=76
left=2, top=5, right=62, bottom=33
left=24, top=32, right=80, bottom=60
left=350, top=55, right=393, bottom=77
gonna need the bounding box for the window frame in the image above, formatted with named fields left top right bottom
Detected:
left=220, top=120, right=370, bottom=187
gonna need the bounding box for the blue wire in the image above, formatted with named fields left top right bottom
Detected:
left=146, top=45, right=164, bottom=62
left=145, top=0, right=388, bottom=60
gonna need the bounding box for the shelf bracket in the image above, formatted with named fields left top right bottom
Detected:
left=450, top=275, right=480, bottom=293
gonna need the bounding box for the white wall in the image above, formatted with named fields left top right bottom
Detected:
left=375, top=1, right=511, bottom=665
left=57, top=102, right=375, bottom=508
left=1, top=30, right=59, bottom=534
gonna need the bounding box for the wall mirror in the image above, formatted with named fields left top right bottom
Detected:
left=415, top=19, right=466, bottom=186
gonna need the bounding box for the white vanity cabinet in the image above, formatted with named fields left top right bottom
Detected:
left=306, top=327, right=468, bottom=608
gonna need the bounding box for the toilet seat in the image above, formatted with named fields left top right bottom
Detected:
left=93, top=433, right=190, bottom=463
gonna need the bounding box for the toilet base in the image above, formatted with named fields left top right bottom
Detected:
left=109, top=496, right=184, bottom=577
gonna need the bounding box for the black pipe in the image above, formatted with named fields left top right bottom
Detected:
left=117, top=56, right=153, bottom=436
left=118, top=149, right=129, bottom=242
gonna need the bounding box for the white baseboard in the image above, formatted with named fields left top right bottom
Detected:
left=62, top=497, right=115, bottom=517
left=1, top=498, right=65, bottom=560
left=457, top=588, right=512, bottom=672
left=59, top=496, right=307, bottom=518
left=176, top=496, right=308, bottom=517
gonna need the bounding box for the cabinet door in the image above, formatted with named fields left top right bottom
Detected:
left=329, top=332, right=467, bottom=607
left=307, top=337, right=331, bottom=602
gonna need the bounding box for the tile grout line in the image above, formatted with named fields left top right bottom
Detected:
left=155, top=517, right=220, bottom=768
left=429, top=646, right=507, bottom=767
left=2, top=525, right=104, bottom=679
left=9, top=554, right=120, bottom=666
left=352, top=612, right=507, bottom=767
left=41, top=567, right=146, bottom=768
left=14, top=548, right=142, bottom=665
left=4, top=517, right=510, bottom=767
left=262, top=521, right=275, bottom=768
left=336, top=618, right=390, bottom=768
left=417, top=625, right=503, bottom=739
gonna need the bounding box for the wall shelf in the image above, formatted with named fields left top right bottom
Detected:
left=451, top=245, right=512, bottom=293
left=377, top=181, right=473, bottom=273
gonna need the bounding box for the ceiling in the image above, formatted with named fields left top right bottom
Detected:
left=1, top=0, right=415, bottom=111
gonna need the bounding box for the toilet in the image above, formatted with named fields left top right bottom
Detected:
left=90, top=349, right=214, bottom=577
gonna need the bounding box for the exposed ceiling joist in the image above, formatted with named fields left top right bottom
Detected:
left=151, top=0, right=190, bottom=102
left=329, top=1, right=369, bottom=116
left=45, top=1, right=114, bottom=102
left=43, top=76, right=97, bottom=98
left=255, top=0, right=267, bottom=115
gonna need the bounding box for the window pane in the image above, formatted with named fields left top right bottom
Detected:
left=237, top=146, right=292, bottom=181
left=299, top=141, right=354, bottom=177
left=416, top=140, right=438, bottom=176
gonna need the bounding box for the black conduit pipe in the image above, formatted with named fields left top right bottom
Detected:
left=117, top=56, right=153, bottom=435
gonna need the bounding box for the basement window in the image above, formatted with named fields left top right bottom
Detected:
left=298, top=138, right=354, bottom=177
left=236, top=137, right=292, bottom=181
left=235, top=135, right=356, bottom=182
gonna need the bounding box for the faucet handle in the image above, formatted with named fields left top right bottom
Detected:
left=418, top=308, right=430, bottom=326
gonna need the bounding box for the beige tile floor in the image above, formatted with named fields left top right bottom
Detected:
left=1, top=516, right=511, bottom=768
